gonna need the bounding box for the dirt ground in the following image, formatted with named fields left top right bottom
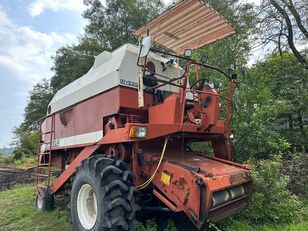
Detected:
left=0, top=167, right=35, bottom=190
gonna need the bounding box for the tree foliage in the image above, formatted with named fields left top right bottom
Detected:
left=50, top=39, right=104, bottom=91
left=257, top=52, right=308, bottom=149
left=20, top=79, right=53, bottom=133
left=232, top=52, right=307, bottom=159
left=232, top=62, right=291, bottom=161
left=194, top=0, right=254, bottom=70
left=12, top=131, right=38, bottom=160
left=254, top=0, right=308, bottom=67
left=83, top=0, right=164, bottom=50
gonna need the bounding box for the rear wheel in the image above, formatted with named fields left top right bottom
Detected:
left=35, top=188, right=54, bottom=211
left=71, top=155, right=139, bottom=231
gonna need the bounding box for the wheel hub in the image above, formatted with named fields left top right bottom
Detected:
left=36, top=195, right=43, bottom=209
left=77, top=184, right=98, bottom=229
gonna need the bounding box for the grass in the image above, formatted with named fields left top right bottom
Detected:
left=0, top=185, right=71, bottom=231
left=0, top=185, right=307, bottom=231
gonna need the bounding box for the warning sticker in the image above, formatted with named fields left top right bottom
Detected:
left=161, top=172, right=171, bottom=185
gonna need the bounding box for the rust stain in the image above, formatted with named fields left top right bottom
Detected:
left=229, top=173, right=245, bottom=184
left=179, top=177, right=187, bottom=190
left=183, top=188, right=190, bottom=205
left=172, top=179, right=179, bottom=186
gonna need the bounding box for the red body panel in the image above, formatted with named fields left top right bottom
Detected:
left=141, top=151, right=251, bottom=227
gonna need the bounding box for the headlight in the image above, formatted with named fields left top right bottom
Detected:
left=129, top=126, right=147, bottom=138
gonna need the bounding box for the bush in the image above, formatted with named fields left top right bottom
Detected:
left=12, top=131, right=38, bottom=160
left=241, top=155, right=303, bottom=225
left=283, top=152, right=308, bottom=198
left=0, top=152, right=13, bottom=167
left=136, top=219, right=157, bottom=231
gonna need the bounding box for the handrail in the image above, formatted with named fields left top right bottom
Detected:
left=150, top=48, right=232, bottom=80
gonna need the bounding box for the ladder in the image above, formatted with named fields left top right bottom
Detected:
left=36, top=114, right=55, bottom=198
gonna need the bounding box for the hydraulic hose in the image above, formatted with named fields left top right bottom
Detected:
left=137, top=136, right=169, bottom=189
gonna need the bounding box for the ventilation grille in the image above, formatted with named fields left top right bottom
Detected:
left=59, top=108, right=73, bottom=127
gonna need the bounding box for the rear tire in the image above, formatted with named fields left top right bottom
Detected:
left=35, top=188, right=54, bottom=211
left=71, top=155, right=139, bottom=231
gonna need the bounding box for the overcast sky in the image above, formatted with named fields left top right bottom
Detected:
left=0, top=0, right=262, bottom=148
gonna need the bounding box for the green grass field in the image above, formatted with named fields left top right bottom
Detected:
left=0, top=185, right=307, bottom=231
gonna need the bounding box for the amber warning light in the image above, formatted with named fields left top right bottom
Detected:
left=129, top=126, right=147, bottom=138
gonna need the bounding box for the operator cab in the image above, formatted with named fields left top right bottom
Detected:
left=137, top=35, right=234, bottom=132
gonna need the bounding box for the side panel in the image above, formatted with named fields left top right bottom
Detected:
left=41, top=87, right=154, bottom=150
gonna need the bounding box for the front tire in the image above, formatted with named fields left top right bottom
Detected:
left=71, top=155, right=138, bottom=231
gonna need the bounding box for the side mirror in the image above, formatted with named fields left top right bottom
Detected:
left=140, top=36, right=152, bottom=58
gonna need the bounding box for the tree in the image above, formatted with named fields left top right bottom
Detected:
left=83, top=0, right=165, bottom=50
left=282, top=0, right=308, bottom=39
left=254, top=0, right=307, bottom=68
left=20, top=79, right=53, bottom=133
left=11, top=130, right=38, bottom=160
left=232, top=62, right=291, bottom=161
left=193, top=0, right=254, bottom=77
left=232, top=51, right=308, bottom=161
left=0, top=149, right=4, bottom=159
left=50, top=39, right=104, bottom=91
left=257, top=52, right=308, bottom=150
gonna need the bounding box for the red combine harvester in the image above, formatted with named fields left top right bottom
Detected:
left=35, top=0, right=251, bottom=230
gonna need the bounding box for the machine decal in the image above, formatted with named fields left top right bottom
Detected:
left=52, top=139, right=60, bottom=147
left=120, top=79, right=138, bottom=88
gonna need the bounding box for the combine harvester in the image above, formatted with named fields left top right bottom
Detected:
left=35, top=0, right=251, bottom=230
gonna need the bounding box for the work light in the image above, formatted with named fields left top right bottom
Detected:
left=184, top=49, right=192, bottom=58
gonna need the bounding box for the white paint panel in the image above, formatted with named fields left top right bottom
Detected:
left=41, top=130, right=103, bottom=152
left=48, top=43, right=184, bottom=114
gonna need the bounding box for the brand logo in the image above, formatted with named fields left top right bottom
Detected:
left=120, top=79, right=138, bottom=88
left=45, top=139, right=60, bottom=148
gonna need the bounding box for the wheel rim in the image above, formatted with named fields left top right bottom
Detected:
left=77, top=184, right=98, bottom=230
left=37, top=195, right=43, bottom=209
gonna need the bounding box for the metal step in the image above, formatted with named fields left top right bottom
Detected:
left=37, top=185, right=48, bottom=189
left=40, top=141, right=52, bottom=144
left=39, top=152, right=51, bottom=155
left=38, top=163, right=50, bottom=167
left=41, top=131, right=54, bottom=135
left=37, top=173, right=50, bottom=177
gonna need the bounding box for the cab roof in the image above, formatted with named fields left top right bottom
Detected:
left=133, top=0, right=236, bottom=54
